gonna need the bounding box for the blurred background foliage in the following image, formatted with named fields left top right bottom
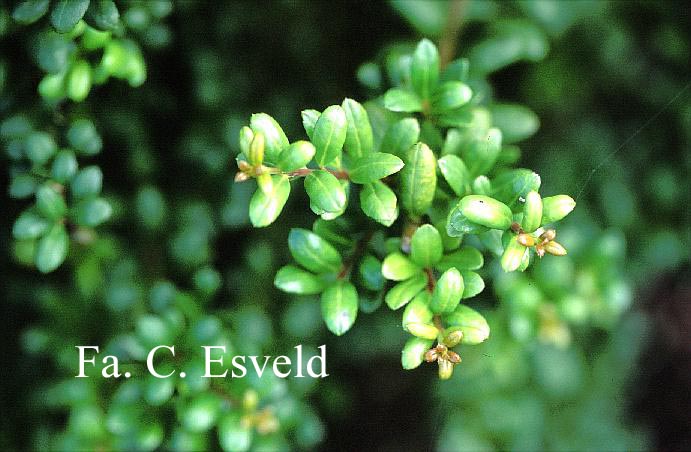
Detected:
left=1, top=0, right=689, bottom=450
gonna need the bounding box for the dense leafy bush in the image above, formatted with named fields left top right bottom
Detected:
left=2, top=0, right=688, bottom=450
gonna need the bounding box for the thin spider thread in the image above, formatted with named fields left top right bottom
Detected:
left=574, top=80, right=691, bottom=201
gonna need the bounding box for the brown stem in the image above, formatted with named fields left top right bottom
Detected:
left=286, top=167, right=350, bottom=180
left=400, top=218, right=421, bottom=254
left=424, top=267, right=436, bottom=293
left=338, top=230, right=375, bottom=279
left=433, top=314, right=444, bottom=332
left=438, top=0, right=466, bottom=69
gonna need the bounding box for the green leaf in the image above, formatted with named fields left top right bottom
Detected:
left=458, top=195, right=513, bottom=230
left=342, top=98, right=374, bottom=159
left=218, top=413, right=252, bottom=452
left=71, top=166, right=103, bottom=199
left=312, top=105, right=347, bottom=167
left=472, top=175, right=491, bottom=196
left=275, top=141, right=315, bottom=171
left=51, top=149, right=78, bottom=183
left=304, top=170, right=347, bottom=215
left=406, top=322, right=439, bottom=340
left=359, top=255, right=384, bottom=291
left=501, top=235, right=527, bottom=272
left=13, top=209, right=51, bottom=240
left=411, top=39, right=440, bottom=100
left=443, top=304, right=490, bottom=344
left=522, top=190, right=542, bottom=232
left=75, top=197, right=112, bottom=227
left=542, top=195, right=576, bottom=224
left=321, top=281, right=358, bottom=336
left=274, top=265, right=325, bottom=295
left=51, top=0, right=90, bottom=33
left=401, top=337, right=434, bottom=370
left=401, top=142, right=437, bottom=217
left=349, top=153, right=404, bottom=184
left=360, top=181, right=398, bottom=226
left=84, top=0, right=119, bottom=31
left=441, top=57, right=470, bottom=83
left=410, top=224, right=443, bottom=268
left=35, top=223, right=69, bottom=273
left=36, top=184, right=67, bottom=220
left=461, top=271, right=485, bottom=299
left=381, top=252, right=420, bottom=281
left=67, top=118, right=102, bottom=155
left=383, top=88, right=422, bottom=113
left=12, top=0, right=50, bottom=24
left=288, top=228, right=342, bottom=274
left=432, top=81, right=472, bottom=112
left=430, top=268, right=463, bottom=313
left=438, top=154, right=469, bottom=197
left=301, top=109, right=320, bottom=141
left=67, top=60, right=92, bottom=101
left=446, top=205, right=488, bottom=237
left=385, top=273, right=426, bottom=310
left=491, top=169, right=541, bottom=207
left=36, top=32, right=76, bottom=74
left=250, top=113, right=289, bottom=163
left=461, top=127, right=502, bottom=176
left=249, top=174, right=290, bottom=227
left=489, top=103, right=540, bottom=144
left=379, top=118, right=420, bottom=158
left=402, top=291, right=433, bottom=327
left=25, top=131, right=57, bottom=165
left=436, top=246, right=484, bottom=272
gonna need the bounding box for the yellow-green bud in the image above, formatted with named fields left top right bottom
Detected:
left=458, top=195, right=513, bottom=230
left=522, top=190, right=543, bottom=233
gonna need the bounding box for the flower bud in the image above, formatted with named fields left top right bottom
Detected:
left=405, top=322, right=439, bottom=340
left=540, top=228, right=556, bottom=242
left=522, top=190, right=542, bottom=233
left=442, top=327, right=464, bottom=347
left=438, top=357, right=454, bottom=380
left=458, top=195, right=513, bottom=230
left=249, top=132, right=265, bottom=166
left=424, top=348, right=439, bottom=362
left=542, top=195, right=576, bottom=224
left=517, top=233, right=535, bottom=247
left=239, top=126, right=254, bottom=156
left=501, top=236, right=527, bottom=272
left=446, top=350, right=461, bottom=364
left=544, top=240, right=567, bottom=256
